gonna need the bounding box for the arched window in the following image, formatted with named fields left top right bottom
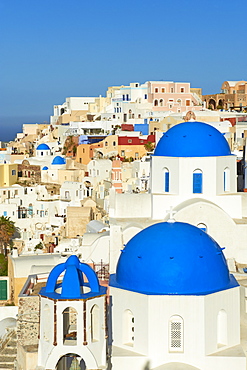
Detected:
left=63, top=307, right=77, bottom=345
left=154, top=99, right=158, bottom=107
left=123, top=309, right=134, bottom=346
left=177, top=99, right=182, bottom=105
left=193, top=169, right=203, bottom=194
left=43, top=304, right=51, bottom=342
left=160, top=99, right=164, bottom=107
left=169, top=315, right=184, bottom=352
left=224, top=168, right=230, bottom=192
left=163, top=168, right=170, bottom=192
left=217, top=309, right=227, bottom=347
left=91, top=305, right=100, bottom=342
left=197, top=223, right=207, bottom=233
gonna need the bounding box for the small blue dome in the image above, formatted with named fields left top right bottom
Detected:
left=110, top=222, right=238, bottom=295
left=154, top=121, right=231, bottom=157
left=42, top=166, right=48, bottom=170
left=36, top=143, right=50, bottom=150
left=51, top=155, right=66, bottom=165
left=40, top=255, right=106, bottom=299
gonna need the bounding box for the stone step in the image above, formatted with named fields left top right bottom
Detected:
left=1, top=348, right=16, bottom=356
left=0, top=356, right=16, bottom=363
left=6, top=340, right=16, bottom=348
left=0, top=363, right=14, bottom=369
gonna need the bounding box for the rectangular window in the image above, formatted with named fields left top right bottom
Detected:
left=181, top=87, right=184, bottom=93
left=169, top=317, right=183, bottom=352
left=161, top=88, right=165, bottom=93
left=144, top=94, right=147, bottom=99
left=0, top=280, right=7, bottom=300
left=165, top=172, right=169, bottom=192
left=193, top=173, right=202, bottom=193
left=155, top=88, right=159, bottom=93
left=121, top=150, right=125, bottom=156
left=12, top=170, right=16, bottom=176
left=3, top=211, right=7, bottom=217
left=186, top=100, right=190, bottom=106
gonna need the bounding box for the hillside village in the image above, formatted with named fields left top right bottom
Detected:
left=1, top=80, right=247, bottom=370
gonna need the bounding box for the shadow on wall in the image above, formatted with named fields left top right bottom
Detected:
left=143, top=361, right=150, bottom=370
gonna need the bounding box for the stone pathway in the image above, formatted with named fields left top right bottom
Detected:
left=0, top=328, right=17, bottom=370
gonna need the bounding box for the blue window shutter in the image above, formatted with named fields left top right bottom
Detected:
left=165, top=172, right=170, bottom=192
left=193, top=173, right=202, bottom=193
left=3, top=211, right=7, bottom=217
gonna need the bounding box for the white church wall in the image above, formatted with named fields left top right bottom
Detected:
left=204, top=287, right=240, bottom=355
left=148, top=295, right=205, bottom=367
left=110, top=287, right=149, bottom=355
left=178, top=157, right=217, bottom=198
left=112, top=193, right=151, bottom=219
left=216, top=156, right=237, bottom=194
left=151, top=156, right=179, bottom=195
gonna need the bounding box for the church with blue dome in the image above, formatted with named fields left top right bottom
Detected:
left=108, top=221, right=245, bottom=370
left=34, top=119, right=247, bottom=370
left=37, top=221, right=245, bottom=370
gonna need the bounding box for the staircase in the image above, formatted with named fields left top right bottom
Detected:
left=0, top=328, right=17, bottom=370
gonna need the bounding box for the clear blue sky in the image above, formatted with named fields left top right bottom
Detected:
left=1, top=0, right=246, bottom=141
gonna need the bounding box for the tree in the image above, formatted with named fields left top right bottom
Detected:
left=0, top=216, right=16, bottom=256
left=144, top=141, right=154, bottom=152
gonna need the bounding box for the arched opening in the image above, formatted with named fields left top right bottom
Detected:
left=63, top=307, right=78, bottom=345
left=224, top=167, right=230, bottom=192
left=208, top=99, right=216, bottom=110
left=160, top=99, right=164, bottom=107
left=0, top=318, right=16, bottom=340
left=217, top=309, right=227, bottom=347
left=193, top=169, right=203, bottom=194
left=163, top=168, right=170, bottom=192
left=197, top=223, right=207, bottom=233
left=177, top=99, right=182, bottom=105
left=56, top=354, right=86, bottom=370
left=90, top=305, right=100, bottom=342
left=84, top=181, right=92, bottom=197
left=218, top=99, right=224, bottom=109
left=169, top=315, right=184, bottom=353
left=123, top=309, right=134, bottom=346
left=128, top=109, right=132, bottom=119
left=154, top=99, right=158, bottom=107
left=43, top=304, right=51, bottom=342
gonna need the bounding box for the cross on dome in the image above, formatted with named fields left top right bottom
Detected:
left=166, top=206, right=177, bottom=223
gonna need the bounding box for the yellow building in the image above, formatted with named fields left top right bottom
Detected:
left=0, top=163, right=18, bottom=187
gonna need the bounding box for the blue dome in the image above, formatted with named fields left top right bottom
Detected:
left=42, top=166, right=48, bottom=170
left=154, top=121, right=231, bottom=157
left=110, top=222, right=238, bottom=295
left=51, top=155, right=66, bottom=165
left=40, top=255, right=106, bottom=299
left=36, top=143, right=50, bottom=150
